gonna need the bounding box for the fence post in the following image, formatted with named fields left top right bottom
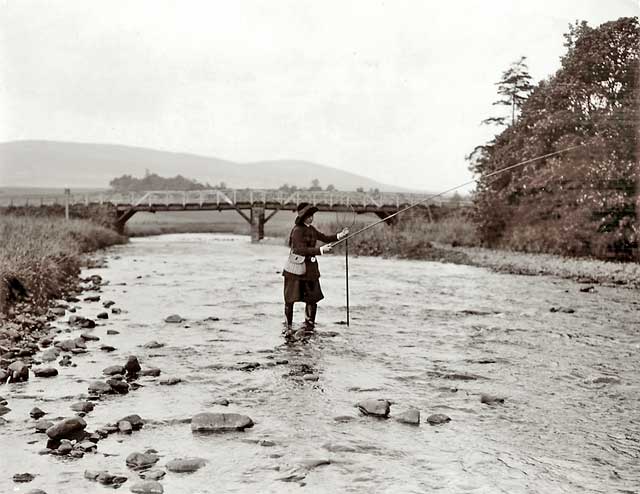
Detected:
left=64, top=188, right=70, bottom=220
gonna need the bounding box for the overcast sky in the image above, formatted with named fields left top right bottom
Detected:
left=1, top=0, right=638, bottom=191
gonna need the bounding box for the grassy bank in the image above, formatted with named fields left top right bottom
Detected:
left=0, top=215, right=127, bottom=314
left=317, top=211, right=479, bottom=261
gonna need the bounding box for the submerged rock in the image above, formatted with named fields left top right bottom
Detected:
left=131, top=480, right=164, bottom=493
left=35, top=419, right=54, bottom=432
left=143, top=341, right=165, bottom=349
left=357, top=399, right=390, bottom=418
left=103, top=365, right=125, bottom=376
left=119, top=414, right=145, bottom=430
left=426, top=413, right=451, bottom=425
left=191, top=412, right=254, bottom=433
left=12, top=472, right=35, bottom=483
left=165, top=457, right=207, bottom=473
left=71, top=401, right=94, bottom=413
left=141, top=368, right=161, bottom=377
left=88, top=381, right=113, bottom=395
left=480, top=393, right=505, bottom=405
left=164, top=314, right=183, bottom=323
left=141, top=470, right=166, bottom=481
left=126, top=452, right=160, bottom=470
left=29, top=407, right=46, bottom=419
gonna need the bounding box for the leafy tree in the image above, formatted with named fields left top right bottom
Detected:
left=326, top=184, right=336, bottom=191
left=471, top=17, right=639, bottom=260
left=482, top=56, right=534, bottom=127
left=109, top=173, right=208, bottom=191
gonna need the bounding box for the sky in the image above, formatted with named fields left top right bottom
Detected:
left=1, top=0, right=638, bottom=191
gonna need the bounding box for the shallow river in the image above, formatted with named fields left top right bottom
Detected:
left=2, top=233, right=640, bottom=493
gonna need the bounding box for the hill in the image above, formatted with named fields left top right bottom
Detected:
left=0, top=140, right=408, bottom=192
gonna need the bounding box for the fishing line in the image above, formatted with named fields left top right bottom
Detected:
left=329, top=143, right=586, bottom=325
left=331, top=143, right=586, bottom=248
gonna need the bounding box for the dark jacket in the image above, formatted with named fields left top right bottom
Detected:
left=287, top=224, right=337, bottom=280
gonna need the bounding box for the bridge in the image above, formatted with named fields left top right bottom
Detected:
left=1, top=189, right=469, bottom=241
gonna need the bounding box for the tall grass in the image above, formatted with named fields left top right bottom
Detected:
left=0, top=215, right=126, bottom=313
left=317, top=211, right=479, bottom=259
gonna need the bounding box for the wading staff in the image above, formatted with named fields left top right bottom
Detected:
left=329, top=143, right=586, bottom=324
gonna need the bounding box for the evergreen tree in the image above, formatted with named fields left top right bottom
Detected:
left=482, top=56, right=534, bottom=127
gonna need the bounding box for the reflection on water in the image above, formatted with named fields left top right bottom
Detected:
left=1, top=233, right=639, bottom=493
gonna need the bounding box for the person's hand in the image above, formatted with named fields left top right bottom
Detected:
left=320, top=244, right=333, bottom=255
left=337, top=227, right=350, bottom=240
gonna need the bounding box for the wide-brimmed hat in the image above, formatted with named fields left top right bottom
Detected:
left=295, top=204, right=318, bottom=225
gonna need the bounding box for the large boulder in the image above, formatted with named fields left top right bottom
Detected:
left=357, top=399, right=390, bottom=418
left=191, top=413, right=254, bottom=433
left=46, top=417, right=87, bottom=440
left=33, top=367, right=58, bottom=378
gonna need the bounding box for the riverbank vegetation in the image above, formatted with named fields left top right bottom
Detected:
left=0, top=215, right=126, bottom=315
left=470, top=17, right=639, bottom=261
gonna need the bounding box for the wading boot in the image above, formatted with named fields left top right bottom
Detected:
left=304, top=303, right=317, bottom=332
left=283, top=303, right=294, bottom=339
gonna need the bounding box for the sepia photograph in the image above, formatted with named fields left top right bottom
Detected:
left=0, top=1, right=639, bottom=493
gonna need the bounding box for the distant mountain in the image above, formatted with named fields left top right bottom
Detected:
left=0, top=140, right=408, bottom=192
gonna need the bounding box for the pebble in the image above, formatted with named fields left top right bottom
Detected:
left=107, top=329, right=120, bottom=335
left=80, top=333, right=100, bottom=341
left=33, top=367, right=58, bottom=378
left=97, top=312, right=109, bottom=319
left=100, top=345, right=117, bottom=352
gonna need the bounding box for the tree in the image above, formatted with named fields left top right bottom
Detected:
left=482, top=56, right=534, bottom=127
left=309, top=178, right=323, bottom=191
left=471, top=17, right=639, bottom=260
left=326, top=184, right=336, bottom=191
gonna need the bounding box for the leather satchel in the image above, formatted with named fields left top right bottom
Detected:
left=283, top=250, right=306, bottom=275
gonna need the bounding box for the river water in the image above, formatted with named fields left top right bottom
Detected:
left=2, top=233, right=639, bottom=494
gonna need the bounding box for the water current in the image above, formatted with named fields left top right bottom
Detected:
left=1, top=233, right=639, bottom=493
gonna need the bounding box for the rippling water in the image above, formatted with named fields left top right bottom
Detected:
left=2, top=233, right=639, bottom=493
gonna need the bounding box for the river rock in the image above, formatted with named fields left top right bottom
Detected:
left=131, top=480, right=164, bottom=493
left=211, top=398, right=229, bottom=406
left=395, top=409, right=420, bottom=425
left=141, top=470, right=166, bottom=480
left=97, top=312, right=109, bottom=319
left=119, top=414, right=145, bottom=430
left=165, top=457, right=207, bottom=473
left=71, top=401, right=94, bottom=413
left=25, top=490, right=47, bottom=494
left=55, top=339, right=76, bottom=352
left=13, top=472, right=35, bottom=483
left=591, top=376, right=621, bottom=385
left=85, top=470, right=128, bottom=486
left=69, top=316, right=96, bottom=329
left=143, top=341, right=165, bottom=349
left=46, top=416, right=87, bottom=440
left=141, top=368, right=161, bottom=377
left=84, top=295, right=101, bottom=302
left=30, top=407, right=46, bottom=419
left=81, top=333, right=100, bottom=341
left=59, top=355, right=73, bottom=366
left=108, top=379, right=130, bottom=394
left=41, top=348, right=60, bottom=362
left=104, top=365, right=126, bottom=375
left=57, top=442, right=73, bottom=455
left=50, top=307, right=66, bottom=317
left=112, top=308, right=122, bottom=314
left=480, top=393, right=505, bottom=405
left=426, top=413, right=451, bottom=425
left=33, top=367, right=58, bottom=378
left=103, top=300, right=116, bottom=308
left=159, top=377, right=181, bottom=386
left=76, top=440, right=97, bottom=452
left=89, top=380, right=113, bottom=395
left=126, top=452, right=160, bottom=470
left=0, top=405, right=11, bottom=416
left=8, top=361, right=29, bottom=382
left=357, top=399, right=390, bottom=417
left=118, top=420, right=133, bottom=434
left=164, top=314, right=183, bottom=323
left=125, top=356, right=142, bottom=375
left=35, top=419, right=54, bottom=432
left=100, top=344, right=117, bottom=352
left=191, top=412, right=254, bottom=432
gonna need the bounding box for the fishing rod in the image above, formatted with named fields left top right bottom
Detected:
left=330, top=143, right=585, bottom=248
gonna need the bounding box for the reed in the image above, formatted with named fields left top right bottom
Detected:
left=0, top=215, right=126, bottom=313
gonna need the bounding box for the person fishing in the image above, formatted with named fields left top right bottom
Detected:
left=282, top=203, right=349, bottom=338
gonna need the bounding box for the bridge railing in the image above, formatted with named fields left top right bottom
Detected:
left=0, top=189, right=471, bottom=208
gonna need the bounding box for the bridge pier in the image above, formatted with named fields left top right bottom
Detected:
left=250, top=206, right=265, bottom=242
